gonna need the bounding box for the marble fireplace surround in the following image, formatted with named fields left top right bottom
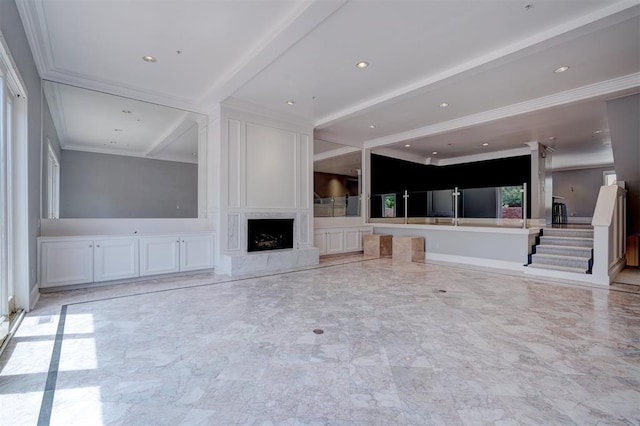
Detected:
left=224, top=212, right=319, bottom=276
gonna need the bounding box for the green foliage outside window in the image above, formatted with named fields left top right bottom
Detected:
left=384, top=196, right=395, bottom=209
left=501, top=186, right=522, bottom=207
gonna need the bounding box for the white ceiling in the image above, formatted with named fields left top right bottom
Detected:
left=43, top=81, right=204, bottom=163
left=17, top=0, right=640, bottom=170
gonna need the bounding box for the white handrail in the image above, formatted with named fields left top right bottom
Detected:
left=591, top=185, right=627, bottom=284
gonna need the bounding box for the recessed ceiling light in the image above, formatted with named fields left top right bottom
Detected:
left=593, top=130, right=603, bottom=134
left=439, top=102, right=449, bottom=108
left=549, top=136, right=557, bottom=141
left=356, top=61, right=369, bottom=69
left=405, top=144, right=411, bottom=147
left=554, top=66, right=570, bottom=73
left=122, top=110, right=132, bottom=114
left=482, top=142, right=489, bottom=146
left=286, top=100, right=295, bottom=105
left=142, top=55, right=157, bottom=63
left=369, top=125, right=375, bottom=129
left=432, top=151, right=438, bottom=155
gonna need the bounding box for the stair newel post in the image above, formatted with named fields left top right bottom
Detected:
left=452, top=187, right=460, bottom=226
left=403, top=190, right=409, bottom=225
left=521, top=182, right=527, bottom=229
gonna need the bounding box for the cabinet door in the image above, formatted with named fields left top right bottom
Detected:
left=41, top=240, right=93, bottom=288
left=180, top=235, right=214, bottom=272
left=313, top=231, right=327, bottom=255
left=94, top=238, right=139, bottom=282
left=344, top=229, right=361, bottom=252
left=326, top=230, right=344, bottom=254
left=139, top=236, right=180, bottom=276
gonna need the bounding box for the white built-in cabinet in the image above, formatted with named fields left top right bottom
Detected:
left=313, top=226, right=372, bottom=256
left=139, top=234, right=214, bottom=276
left=39, top=233, right=214, bottom=288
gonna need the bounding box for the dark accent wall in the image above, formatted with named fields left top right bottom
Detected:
left=60, top=150, right=198, bottom=218
left=552, top=166, right=612, bottom=219
left=0, top=0, right=42, bottom=291
left=371, top=154, right=531, bottom=217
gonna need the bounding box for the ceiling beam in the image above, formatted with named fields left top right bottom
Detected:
left=198, top=0, right=348, bottom=109
left=315, top=1, right=640, bottom=129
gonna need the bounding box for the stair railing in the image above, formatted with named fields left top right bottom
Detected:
left=591, top=185, right=627, bottom=285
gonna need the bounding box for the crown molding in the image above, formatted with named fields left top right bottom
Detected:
left=316, top=2, right=640, bottom=129
left=313, top=145, right=360, bottom=162
left=364, top=73, right=640, bottom=150
left=42, top=81, right=69, bottom=144
left=15, top=0, right=51, bottom=78
left=61, top=145, right=197, bottom=164
left=434, top=147, right=531, bottom=167
left=371, top=148, right=427, bottom=165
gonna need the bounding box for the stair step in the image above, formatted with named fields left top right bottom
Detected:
left=535, top=245, right=592, bottom=257
left=542, top=228, right=594, bottom=238
left=539, top=236, right=593, bottom=248
left=527, top=263, right=589, bottom=274
left=531, top=253, right=590, bottom=270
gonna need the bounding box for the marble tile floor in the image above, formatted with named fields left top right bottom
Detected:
left=1, top=256, right=639, bottom=425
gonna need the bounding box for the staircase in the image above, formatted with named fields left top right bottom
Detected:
left=528, top=227, right=594, bottom=274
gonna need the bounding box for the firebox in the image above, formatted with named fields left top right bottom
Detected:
left=247, top=218, right=294, bottom=252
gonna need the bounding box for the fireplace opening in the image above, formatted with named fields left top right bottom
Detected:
left=247, top=218, right=294, bottom=252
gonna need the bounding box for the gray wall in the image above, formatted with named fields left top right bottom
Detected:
left=41, top=95, right=61, bottom=217
left=60, top=150, right=198, bottom=218
left=607, top=94, right=640, bottom=235
left=552, top=166, right=612, bottom=219
left=0, top=0, right=42, bottom=292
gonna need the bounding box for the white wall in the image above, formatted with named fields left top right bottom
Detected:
left=212, top=105, right=315, bottom=273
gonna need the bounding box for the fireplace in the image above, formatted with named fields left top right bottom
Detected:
left=247, top=218, right=294, bottom=252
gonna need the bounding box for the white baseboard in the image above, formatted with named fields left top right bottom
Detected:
left=29, top=285, right=40, bottom=312
left=425, top=252, right=524, bottom=272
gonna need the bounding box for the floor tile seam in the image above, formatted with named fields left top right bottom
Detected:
left=28, top=257, right=379, bottom=425
left=36, top=305, right=66, bottom=426
left=60, top=256, right=381, bottom=308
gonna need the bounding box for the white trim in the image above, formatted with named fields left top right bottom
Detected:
left=200, top=0, right=348, bottom=107
left=371, top=148, right=427, bottom=165
left=524, top=266, right=608, bottom=287
left=0, top=33, right=30, bottom=314
left=29, top=286, right=40, bottom=310
left=316, top=2, right=640, bottom=128
left=363, top=73, right=640, bottom=149
left=372, top=223, right=539, bottom=236
left=431, top=147, right=531, bottom=167
left=425, top=252, right=524, bottom=272
left=313, top=145, right=361, bottom=162
left=59, top=145, right=198, bottom=164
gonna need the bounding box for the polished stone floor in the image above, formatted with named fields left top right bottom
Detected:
left=1, top=256, right=639, bottom=425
